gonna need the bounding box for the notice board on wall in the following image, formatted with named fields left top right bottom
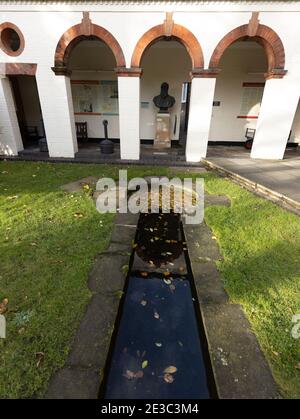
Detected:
left=71, top=80, right=119, bottom=115
left=238, top=82, right=265, bottom=118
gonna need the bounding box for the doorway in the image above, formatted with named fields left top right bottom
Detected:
left=9, top=75, right=45, bottom=151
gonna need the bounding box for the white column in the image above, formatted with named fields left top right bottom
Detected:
left=36, top=67, right=78, bottom=158
left=118, top=76, right=140, bottom=160
left=0, top=76, right=23, bottom=156
left=185, top=77, right=216, bottom=162
left=251, top=77, right=300, bottom=160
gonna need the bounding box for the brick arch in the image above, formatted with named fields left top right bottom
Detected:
left=53, top=16, right=126, bottom=73
left=130, top=23, right=204, bottom=70
left=209, top=24, right=286, bottom=78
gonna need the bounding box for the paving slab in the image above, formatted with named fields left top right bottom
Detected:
left=61, top=176, right=98, bottom=193
left=110, top=224, right=136, bottom=244
left=88, top=252, right=128, bottom=294
left=46, top=367, right=100, bottom=399
left=205, top=146, right=300, bottom=206
left=202, top=303, right=280, bottom=399
left=67, top=294, right=120, bottom=368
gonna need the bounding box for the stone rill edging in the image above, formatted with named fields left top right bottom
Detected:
left=183, top=220, right=280, bottom=399
left=202, top=158, right=300, bottom=216
left=46, top=193, right=280, bottom=399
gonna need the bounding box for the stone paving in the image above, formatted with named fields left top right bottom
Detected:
left=206, top=146, right=300, bottom=206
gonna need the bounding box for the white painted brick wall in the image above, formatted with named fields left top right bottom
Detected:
left=0, top=2, right=299, bottom=159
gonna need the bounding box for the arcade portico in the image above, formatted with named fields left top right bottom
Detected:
left=0, top=1, right=300, bottom=162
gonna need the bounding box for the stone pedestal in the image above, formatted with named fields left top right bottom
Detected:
left=154, top=112, right=171, bottom=149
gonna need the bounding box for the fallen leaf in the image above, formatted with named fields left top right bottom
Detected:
left=140, top=300, right=147, bottom=306
left=35, top=352, right=45, bottom=368
left=74, top=212, right=84, bottom=218
left=155, top=342, right=162, bottom=347
left=154, top=310, right=160, bottom=320
left=164, top=373, right=175, bottom=383
left=164, top=366, right=177, bottom=374
left=142, top=360, right=148, bottom=369
left=140, top=271, right=148, bottom=278
left=0, top=298, right=8, bottom=314
left=123, top=370, right=136, bottom=380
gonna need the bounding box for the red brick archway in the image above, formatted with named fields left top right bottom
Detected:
left=53, top=12, right=126, bottom=74
left=209, top=24, right=287, bottom=79
left=130, top=21, right=204, bottom=70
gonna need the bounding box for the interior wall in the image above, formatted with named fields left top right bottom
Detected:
left=15, top=76, right=43, bottom=136
left=69, top=40, right=119, bottom=139
left=68, top=39, right=293, bottom=145
left=140, top=41, right=191, bottom=140
left=209, top=42, right=268, bottom=142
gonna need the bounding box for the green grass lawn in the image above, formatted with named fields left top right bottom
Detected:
left=0, top=161, right=299, bottom=398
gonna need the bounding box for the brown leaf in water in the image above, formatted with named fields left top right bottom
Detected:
left=164, top=373, right=175, bottom=383
left=135, top=371, right=144, bottom=378
left=164, top=366, right=177, bottom=374
left=123, top=370, right=136, bottom=380
left=154, top=310, right=160, bottom=320
left=140, top=272, right=148, bottom=278
left=123, top=359, right=147, bottom=379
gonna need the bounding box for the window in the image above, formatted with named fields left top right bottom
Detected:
left=0, top=23, right=24, bottom=56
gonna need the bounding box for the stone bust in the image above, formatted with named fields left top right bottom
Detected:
left=153, top=82, right=175, bottom=113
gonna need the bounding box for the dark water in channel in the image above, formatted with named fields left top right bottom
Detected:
left=101, top=213, right=215, bottom=399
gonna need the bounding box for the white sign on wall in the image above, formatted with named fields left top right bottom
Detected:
left=71, top=80, right=119, bottom=115
left=239, top=82, right=265, bottom=118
